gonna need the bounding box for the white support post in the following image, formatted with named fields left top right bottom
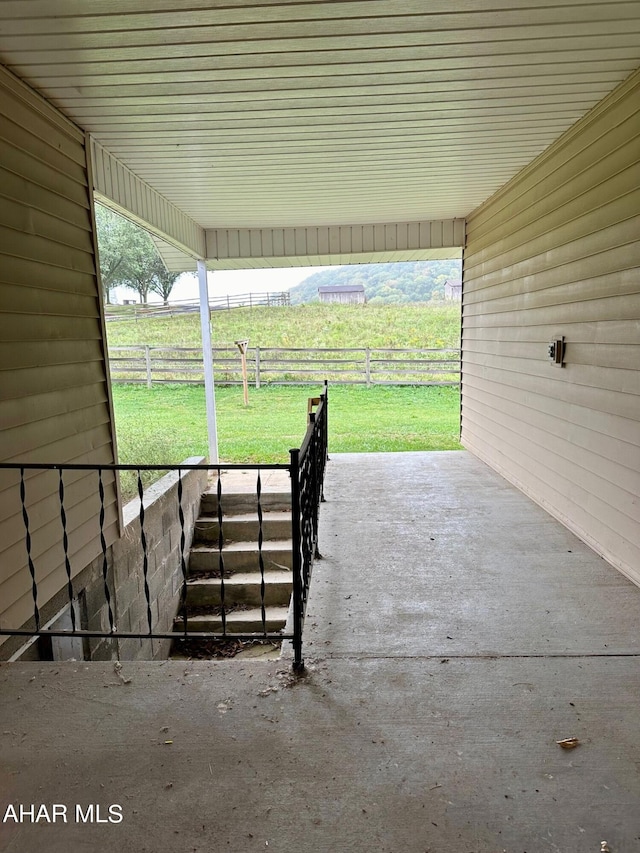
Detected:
left=197, top=260, right=219, bottom=463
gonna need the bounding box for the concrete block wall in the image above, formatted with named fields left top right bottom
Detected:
left=7, top=458, right=207, bottom=662
left=109, top=457, right=208, bottom=661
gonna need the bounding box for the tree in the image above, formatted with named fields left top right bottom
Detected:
left=95, top=204, right=130, bottom=304
left=149, top=258, right=181, bottom=306
left=94, top=203, right=180, bottom=305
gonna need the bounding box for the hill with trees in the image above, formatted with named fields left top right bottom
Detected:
left=288, top=260, right=462, bottom=305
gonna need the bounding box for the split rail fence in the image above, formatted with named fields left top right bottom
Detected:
left=105, top=291, right=290, bottom=321
left=109, top=345, right=461, bottom=387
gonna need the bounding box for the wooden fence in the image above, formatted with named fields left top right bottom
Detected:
left=109, top=345, right=461, bottom=387
left=105, top=291, right=290, bottom=321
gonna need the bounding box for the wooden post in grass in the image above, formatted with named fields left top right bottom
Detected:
left=235, top=339, right=249, bottom=405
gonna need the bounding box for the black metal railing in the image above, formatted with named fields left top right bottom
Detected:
left=290, top=381, right=328, bottom=670
left=0, top=386, right=329, bottom=669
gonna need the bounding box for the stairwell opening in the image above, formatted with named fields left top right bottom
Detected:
left=3, top=464, right=294, bottom=665
left=170, top=468, right=294, bottom=662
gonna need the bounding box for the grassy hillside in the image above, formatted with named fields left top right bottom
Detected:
left=106, top=302, right=461, bottom=349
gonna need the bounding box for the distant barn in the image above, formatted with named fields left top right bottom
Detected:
left=444, top=279, right=462, bottom=300
left=318, top=284, right=366, bottom=304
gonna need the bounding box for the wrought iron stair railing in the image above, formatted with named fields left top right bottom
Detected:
left=0, top=385, right=328, bottom=670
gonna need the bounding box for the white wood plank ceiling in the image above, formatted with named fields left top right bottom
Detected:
left=1, top=0, right=640, bottom=235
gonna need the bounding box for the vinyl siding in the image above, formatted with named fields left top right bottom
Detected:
left=207, top=220, right=465, bottom=259
left=0, top=65, right=119, bottom=639
left=462, top=69, right=640, bottom=585
left=91, top=139, right=205, bottom=259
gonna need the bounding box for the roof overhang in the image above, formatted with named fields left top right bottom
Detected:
left=151, top=218, right=464, bottom=272
left=1, top=1, right=639, bottom=269
left=90, top=138, right=206, bottom=260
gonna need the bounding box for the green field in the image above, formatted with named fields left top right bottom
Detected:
left=106, top=302, right=461, bottom=350
left=108, top=303, right=462, bottom=494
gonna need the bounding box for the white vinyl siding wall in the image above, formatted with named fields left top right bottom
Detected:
left=91, top=138, right=206, bottom=259
left=0, top=66, right=119, bottom=637
left=462, top=70, right=640, bottom=585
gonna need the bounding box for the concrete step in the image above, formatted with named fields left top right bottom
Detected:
left=200, top=490, right=292, bottom=515
left=189, top=540, right=293, bottom=573
left=185, top=571, right=292, bottom=607
left=193, top=511, right=292, bottom=545
left=176, top=606, right=289, bottom=634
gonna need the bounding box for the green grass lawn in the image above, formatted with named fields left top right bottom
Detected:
left=112, top=384, right=461, bottom=468
left=108, top=303, right=463, bottom=497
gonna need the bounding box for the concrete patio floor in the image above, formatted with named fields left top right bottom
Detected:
left=1, top=451, right=639, bottom=853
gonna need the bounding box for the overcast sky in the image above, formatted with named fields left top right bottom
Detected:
left=141, top=265, right=334, bottom=303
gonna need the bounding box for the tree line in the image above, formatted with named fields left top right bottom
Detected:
left=289, top=259, right=462, bottom=305
left=96, top=203, right=181, bottom=305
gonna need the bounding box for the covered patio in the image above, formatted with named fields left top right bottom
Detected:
left=2, top=452, right=639, bottom=852
left=1, top=4, right=639, bottom=846
left=1, top=1, right=638, bottom=652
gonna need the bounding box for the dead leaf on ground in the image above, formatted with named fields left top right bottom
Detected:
left=556, top=736, right=580, bottom=749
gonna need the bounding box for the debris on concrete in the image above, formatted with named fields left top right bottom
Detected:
left=173, top=637, right=281, bottom=660
left=113, top=660, right=132, bottom=685
left=600, top=842, right=611, bottom=852
left=556, top=736, right=580, bottom=749
left=258, top=661, right=320, bottom=697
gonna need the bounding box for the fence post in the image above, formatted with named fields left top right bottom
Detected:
left=110, top=346, right=461, bottom=387
left=144, top=345, right=152, bottom=388
left=289, top=448, right=304, bottom=671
